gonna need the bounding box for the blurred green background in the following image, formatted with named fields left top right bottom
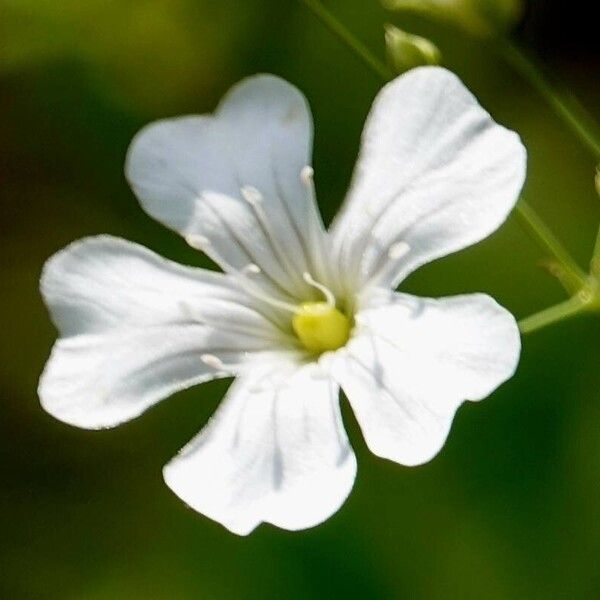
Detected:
left=2, top=1, right=600, bottom=598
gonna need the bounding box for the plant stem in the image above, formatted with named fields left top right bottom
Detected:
left=591, top=225, right=600, bottom=277
left=298, top=0, right=393, bottom=80
left=515, top=200, right=588, bottom=289
left=518, top=294, right=587, bottom=334
left=593, top=224, right=600, bottom=260
left=499, top=39, right=600, bottom=160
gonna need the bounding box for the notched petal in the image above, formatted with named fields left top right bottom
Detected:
left=162, top=363, right=356, bottom=535
left=330, top=66, right=527, bottom=291
left=38, top=236, right=285, bottom=429
left=125, top=75, right=329, bottom=300
left=327, top=291, right=520, bottom=466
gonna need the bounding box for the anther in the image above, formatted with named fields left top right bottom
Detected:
left=388, top=241, right=411, bottom=260
left=185, top=234, right=211, bottom=251
left=200, top=354, right=225, bottom=370
left=363, top=241, right=412, bottom=289
left=241, top=185, right=263, bottom=205
left=185, top=232, right=241, bottom=274
left=303, top=272, right=336, bottom=308
left=242, top=263, right=261, bottom=275
left=300, top=166, right=314, bottom=186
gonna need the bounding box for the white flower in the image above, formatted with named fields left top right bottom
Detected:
left=39, top=67, right=526, bottom=535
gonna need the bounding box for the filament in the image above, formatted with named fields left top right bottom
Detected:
left=365, top=241, right=411, bottom=288
left=235, top=265, right=301, bottom=315
left=185, top=233, right=238, bottom=274
left=241, top=184, right=307, bottom=292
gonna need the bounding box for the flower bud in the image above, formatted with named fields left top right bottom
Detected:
left=381, top=0, right=523, bottom=37
left=385, top=24, right=441, bottom=74
left=595, top=166, right=600, bottom=197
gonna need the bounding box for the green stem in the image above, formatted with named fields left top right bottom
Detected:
left=499, top=39, right=600, bottom=160
left=518, top=294, right=586, bottom=334
left=298, top=0, right=392, bottom=80
left=515, top=200, right=588, bottom=289
left=593, top=224, right=600, bottom=260
left=590, top=224, right=600, bottom=277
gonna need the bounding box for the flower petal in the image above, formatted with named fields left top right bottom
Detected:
left=39, top=236, right=286, bottom=429
left=326, top=291, right=520, bottom=466
left=126, top=75, right=328, bottom=302
left=330, top=67, right=526, bottom=291
left=163, top=363, right=356, bottom=535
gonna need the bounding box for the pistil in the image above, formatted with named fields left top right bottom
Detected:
left=292, top=302, right=351, bottom=354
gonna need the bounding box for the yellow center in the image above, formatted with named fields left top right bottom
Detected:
left=292, top=302, right=351, bottom=355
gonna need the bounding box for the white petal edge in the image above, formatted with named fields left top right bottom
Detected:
left=39, top=329, right=267, bottom=430
left=324, top=291, right=520, bottom=466
left=125, top=75, right=330, bottom=302
left=39, top=236, right=287, bottom=429
left=330, top=66, right=527, bottom=292
left=163, top=362, right=356, bottom=535
left=40, top=235, right=287, bottom=338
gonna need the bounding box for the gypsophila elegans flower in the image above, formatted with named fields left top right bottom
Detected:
left=39, top=67, right=526, bottom=535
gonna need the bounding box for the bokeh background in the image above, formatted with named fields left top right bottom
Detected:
left=2, top=1, right=600, bottom=598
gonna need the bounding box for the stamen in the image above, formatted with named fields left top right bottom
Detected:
left=240, top=185, right=263, bottom=206
left=298, top=164, right=341, bottom=294
left=240, top=184, right=307, bottom=292
left=186, top=231, right=298, bottom=316
left=200, top=353, right=225, bottom=370
left=185, top=232, right=243, bottom=275
left=185, top=234, right=211, bottom=252
left=302, top=272, right=336, bottom=308
left=300, top=165, right=314, bottom=186
left=365, top=241, right=412, bottom=288
left=200, top=353, right=241, bottom=379
left=236, top=265, right=301, bottom=315
left=388, top=241, right=411, bottom=260
left=242, top=263, right=261, bottom=274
